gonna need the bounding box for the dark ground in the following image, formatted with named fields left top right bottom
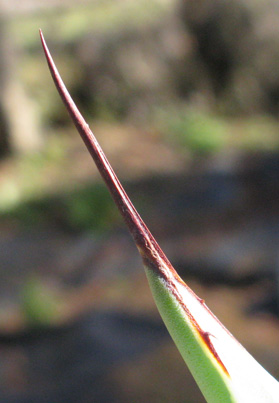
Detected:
left=0, top=125, right=279, bottom=402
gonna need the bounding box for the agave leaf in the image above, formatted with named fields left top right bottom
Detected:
left=40, top=30, right=279, bottom=403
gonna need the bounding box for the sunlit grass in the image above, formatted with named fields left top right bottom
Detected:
left=160, top=109, right=228, bottom=154
left=1, top=112, right=279, bottom=219
left=157, top=107, right=279, bottom=155
left=9, top=0, right=173, bottom=47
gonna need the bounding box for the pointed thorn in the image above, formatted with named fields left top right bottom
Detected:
left=40, top=32, right=230, bottom=375
left=39, top=29, right=173, bottom=277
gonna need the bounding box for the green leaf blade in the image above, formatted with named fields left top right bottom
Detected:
left=145, top=267, right=279, bottom=403
left=145, top=267, right=234, bottom=403
left=39, top=29, right=279, bottom=402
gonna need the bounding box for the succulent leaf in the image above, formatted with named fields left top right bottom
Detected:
left=40, top=30, right=279, bottom=403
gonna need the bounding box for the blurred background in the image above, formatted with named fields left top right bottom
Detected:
left=1, top=0, right=279, bottom=401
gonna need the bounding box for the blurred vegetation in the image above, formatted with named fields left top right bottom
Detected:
left=158, top=109, right=229, bottom=155
left=0, top=4, right=279, bottom=402
left=10, top=1, right=170, bottom=45
left=21, top=276, right=61, bottom=327
left=2, top=0, right=279, bottom=150
left=1, top=0, right=279, bottom=232
left=0, top=179, right=120, bottom=234
left=5, top=0, right=175, bottom=130
left=157, top=108, right=279, bottom=155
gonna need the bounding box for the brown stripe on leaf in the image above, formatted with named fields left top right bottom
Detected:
left=165, top=280, right=230, bottom=377
left=141, top=251, right=230, bottom=376
left=40, top=30, right=229, bottom=378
